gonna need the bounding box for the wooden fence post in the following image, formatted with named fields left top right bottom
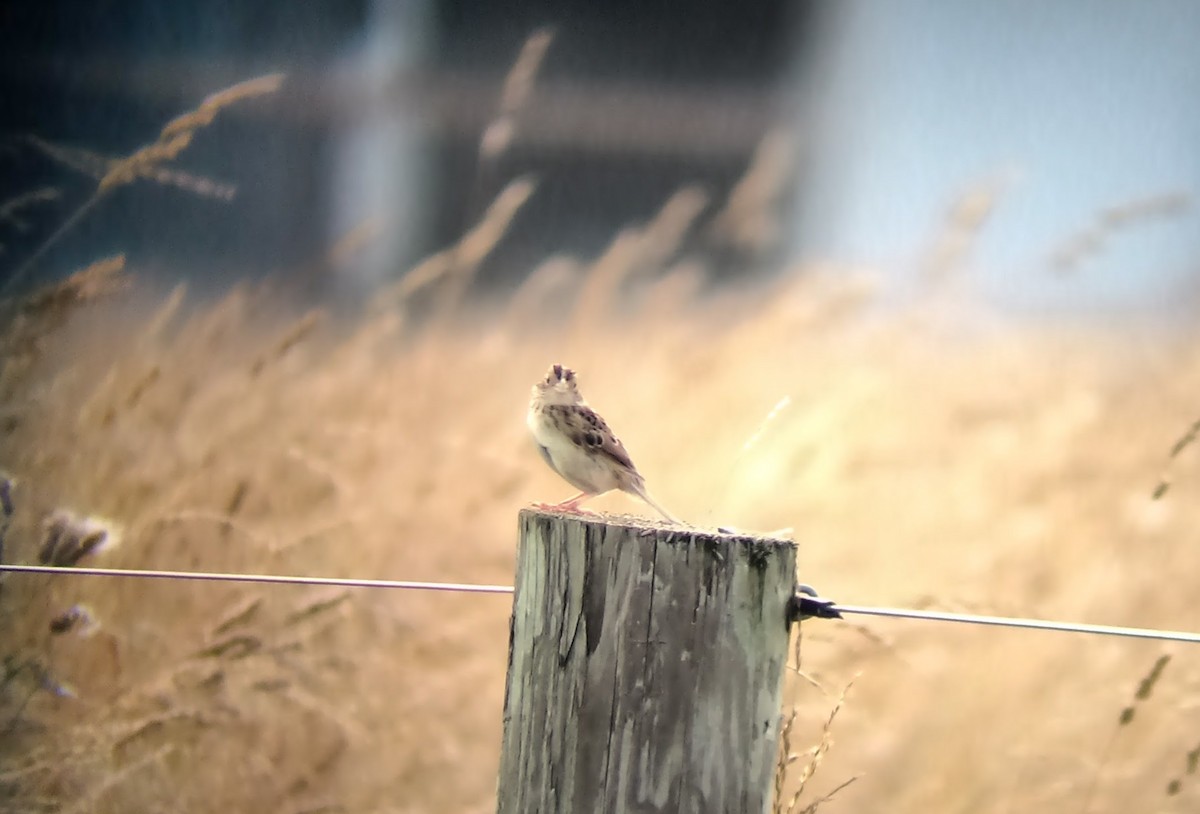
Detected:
left=497, top=509, right=797, bottom=814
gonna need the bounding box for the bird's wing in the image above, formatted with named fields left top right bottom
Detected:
left=562, top=404, right=638, bottom=472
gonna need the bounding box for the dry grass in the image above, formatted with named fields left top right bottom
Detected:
left=1078, top=654, right=1173, bottom=811
left=479, top=27, right=557, bottom=163
left=102, top=73, right=285, bottom=194
left=1050, top=192, right=1191, bottom=274
left=5, top=74, right=282, bottom=296
left=773, top=637, right=859, bottom=814
left=3, top=82, right=1200, bottom=814
left=3, top=223, right=1199, bottom=812
left=0, top=188, right=61, bottom=257
left=22, top=137, right=237, bottom=202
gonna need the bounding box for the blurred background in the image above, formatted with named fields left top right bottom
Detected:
left=3, top=2, right=1200, bottom=813
left=4, top=0, right=1197, bottom=311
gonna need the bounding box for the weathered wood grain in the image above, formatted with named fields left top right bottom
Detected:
left=497, top=509, right=797, bottom=814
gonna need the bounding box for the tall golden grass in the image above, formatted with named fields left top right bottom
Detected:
left=4, top=73, right=283, bottom=296
left=2, top=73, right=1200, bottom=814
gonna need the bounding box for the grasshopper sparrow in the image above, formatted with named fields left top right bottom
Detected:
left=527, top=364, right=678, bottom=523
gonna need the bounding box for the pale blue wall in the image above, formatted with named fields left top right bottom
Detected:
left=328, top=0, right=433, bottom=292
left=792, top=0, right=1200, bottom=313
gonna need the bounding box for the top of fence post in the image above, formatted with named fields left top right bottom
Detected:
left=497, top=508, right=797, bottom=814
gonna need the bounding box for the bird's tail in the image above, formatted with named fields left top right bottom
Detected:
left=626, top=480, right=680, bottom=525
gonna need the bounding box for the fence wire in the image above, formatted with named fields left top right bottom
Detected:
left=0, top=563, right=513, bottom=594
left=3, top=562, right=1198, bottom=644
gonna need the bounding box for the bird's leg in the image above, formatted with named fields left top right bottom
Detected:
left=532, top=492, right=598, bottom=515
left=557, top=492, right=595, bottom=512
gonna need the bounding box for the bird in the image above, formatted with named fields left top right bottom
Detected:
left=527, top=363, right=678, bottom=523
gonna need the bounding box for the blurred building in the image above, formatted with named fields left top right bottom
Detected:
left=1, top=1, right=1197, bottom=313
left=794, top=0, right=1200, bottom=315
left=0, top=0, right=805, bottom=295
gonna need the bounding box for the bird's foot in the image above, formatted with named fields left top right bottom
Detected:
left=531, top=500, right=598, bottom=516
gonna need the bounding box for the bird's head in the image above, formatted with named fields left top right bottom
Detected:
left=532, top=363, right=583, bottom=405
